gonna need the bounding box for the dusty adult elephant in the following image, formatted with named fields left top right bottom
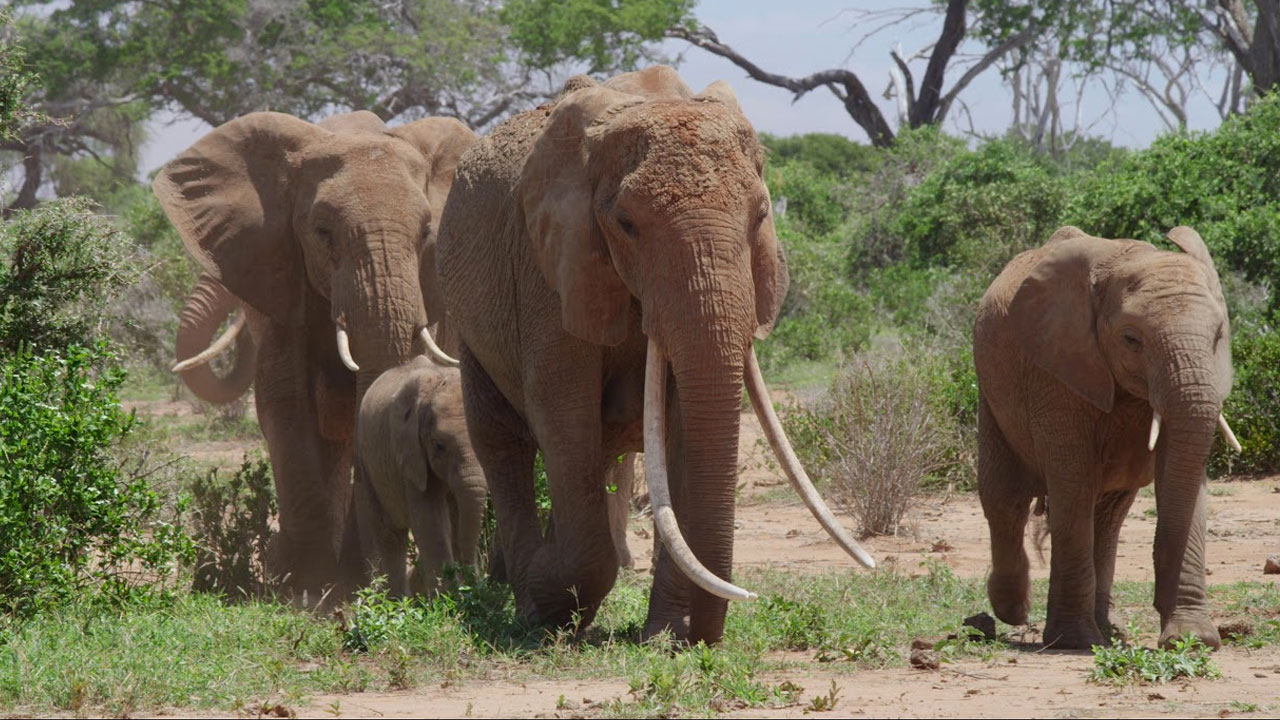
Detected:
left=436, top=66, right=874, bottom=645
left=974, top=225, right=1241, bottom=650
left=156, top=110, right=475, bottom=600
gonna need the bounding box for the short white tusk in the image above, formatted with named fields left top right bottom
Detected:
left=1147, top=411, right=1161, bottom=452
left=172, top=311, right=246, bottom=373
left=643, top=338, right=757, bottom=602
left=336, top=327, right=359, bottom=372
left=420, top=326, right=459, bottom=367
left=1218, top=414, right=1242, bottom=453
left=746, top=349, right=876, bottom=570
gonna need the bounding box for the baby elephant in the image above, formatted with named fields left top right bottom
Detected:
left=356, top=356, right=487, bottom=596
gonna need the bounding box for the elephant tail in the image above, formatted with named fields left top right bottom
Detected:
left=174, top=273, right=257, bottom=404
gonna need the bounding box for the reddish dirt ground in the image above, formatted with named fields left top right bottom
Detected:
left=137, top=395, right=1280, bottom=718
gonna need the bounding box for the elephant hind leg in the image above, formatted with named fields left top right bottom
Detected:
left=1092, top=488, right=1138, bottom=641
left=978, top=399, right=1034, bottom=627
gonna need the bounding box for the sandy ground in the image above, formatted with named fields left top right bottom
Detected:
left=133, top=395, right=1280, bottom=718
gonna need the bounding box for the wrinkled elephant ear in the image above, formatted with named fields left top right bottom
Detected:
left=1010, top=230, right=1124, bottom=414
left=389, top=118, right=478, bottom=330
left=1166, top=226, right=1226, bottom=301
left=518, top=85, right=643, bottom=346
left=152, top=112, right=325, bottom=319
left=393, top=372, right=435, bottom=495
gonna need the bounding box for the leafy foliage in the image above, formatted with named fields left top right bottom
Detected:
left=502, top=0, right=692, bottom=72
left=188, top=457, right=277, bottom=600
left=0, top=198, right=137, bottom=354
left=0, top=344, right=193, bottom=617
left=1090, top=635, right=1221, bottom=685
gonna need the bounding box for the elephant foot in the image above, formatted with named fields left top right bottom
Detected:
left=1159, top=612, right=1221, bottom=650
left=641, top=613, right=691, bottom=645
left=1042, top=616, right=1105, bottom=649
left=1096, top=613, right=1126, bottom=645
left=987, top=571, right=1031, bottom=626
left=515, top=546, right=615, bottom=632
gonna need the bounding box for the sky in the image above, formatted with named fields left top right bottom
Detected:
left=139, top=0, right=1234, bottom=175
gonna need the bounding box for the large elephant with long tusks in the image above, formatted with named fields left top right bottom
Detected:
left=157, top=110, right=475, bottom=601
left=435, top=66, right=874, bottom=645
left=975, top=225, right=1241, bottom=650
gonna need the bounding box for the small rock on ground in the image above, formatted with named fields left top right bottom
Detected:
left=1265, top=555, right=1280, bottom=574
left=910, top=648, right=940, bottom=670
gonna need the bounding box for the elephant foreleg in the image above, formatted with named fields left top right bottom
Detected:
left=1092, top=488, right=1138, bottom=641
left=353, top=467, right=408, bottom=596
left=977, top=399, right=1034, bottom=627
left=405, top=477, right=453, bottom=596
left=255, top=323, right=354, bottom=605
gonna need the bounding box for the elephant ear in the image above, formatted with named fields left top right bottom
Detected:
left=393, top=367, right=439, bottom=495
left=693, top=80, right=742, bottom=111
left=153, top=112, right=325, bottom=320
left=1166, top=225, right=1226, bottom=301
left=317, top=110, right=386, bottom=134
left=388, top=118, right=478, bottom=327
left=388, top=118, right=477, bottom=229
left=518, top=85, right=643, bottom=346
left=752, top=190, right=789, bottom=339
left=1010, top=232, right=1124, bottom=413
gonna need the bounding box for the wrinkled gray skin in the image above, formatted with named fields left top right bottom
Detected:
left=356, top=357, right=488, bottom=595
left=975, top=225, right=1233, bottom=650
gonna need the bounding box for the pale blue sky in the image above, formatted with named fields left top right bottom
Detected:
left=140, top=0, right=1231, bottom=174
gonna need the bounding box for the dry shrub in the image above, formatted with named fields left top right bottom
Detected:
left=799, top=348, right=953, bottom=536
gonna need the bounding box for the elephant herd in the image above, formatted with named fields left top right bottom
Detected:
left=157, top=65, right=1242, bottom=651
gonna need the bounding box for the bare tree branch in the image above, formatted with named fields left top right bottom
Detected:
left=666, top=22, right=895, bottom=146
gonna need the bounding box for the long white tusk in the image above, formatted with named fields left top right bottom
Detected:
left=172, top=311, right=246, bottom=373
left=336, top=327, right=360, bottom=372
left=643, top=338, right=756, bottom=602
left=745, top=349, right=876, bottom=570
left=1148, top=411, right=1161, bottom=452
left=420, top=326, right=459, bottom=367
left=1218, top=414, right=1242, bottom=453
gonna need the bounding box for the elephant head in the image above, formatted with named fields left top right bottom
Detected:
left=357, top=357, right=487, bottom=597
left=517, top=69, right=872, bottom=636
left=155, top=111, right=474, bottom=390
left=1009, top=225, right=1237, bottom=644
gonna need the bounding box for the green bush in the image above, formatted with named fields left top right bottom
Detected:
left=1210, top=325, right=1280, bottom=476
left=889, top=138, right=1069, bottom=276
left=760, top=132, right=879, bottom=178
left=1068, top=92, right=1280, bottom=299
left=188, top=457, right=277, bottom=599
left=0, top=198, right=137, bottom=354
left=0, top=344, right=193, bottom=617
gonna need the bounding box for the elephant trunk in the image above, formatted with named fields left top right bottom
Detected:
left=335, top=226, right=431, bottom=397
left=1148, top=333, right=1222, bottom=640
left=174, top=273, right=256, bottom=404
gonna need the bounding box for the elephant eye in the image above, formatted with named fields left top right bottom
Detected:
left=1122, top=330, right=1143, bottom=352
left=617, top=214, right=636, bottom=237
left=316, top=227, right=334, bottom=246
